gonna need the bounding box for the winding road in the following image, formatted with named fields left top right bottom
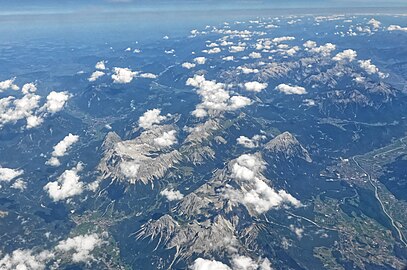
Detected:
left=352, top=156, right=407, bottom=247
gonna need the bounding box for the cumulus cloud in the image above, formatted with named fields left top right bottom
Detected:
left=139, top=73, right=158, bottom=79
left=138, top=109, right=166, bottom=129
left=112, top=67, right=137, bottom=83
left=21, top=83, right=37, bottom=94
left=154, top=130, right=177, bottom=147
left=41, top=91, right=71, bottom=114
left=226, top=154, right=301, bottom=214
left=0, top=249, right=54, bottom=270
left=0, top=167, right=23, bottom=182
left=191, top=258, right=231, bottom=270
left=229, top=45, right=246, bottom=53
left=0, top=78, right=19, bottom=92
left=119, top=161, right=140, bottom=179
left=46, top=133, right=79, bottom=167
left=203, top=47, right=221, bottom=54
left=194, top=57, right=207, bottom=65
left=237, top=66, right=259, bottom=74
left=231, top=255, right=259, bottom=270
left=249, top=52, right=261, bottom=59
left=26, top=115, right=44, bottom=129
left=0, top=92, right=41, bottom=128
left=182, top=62, right=196, bottom=69
left=332, top=49, right=357, bottom=62
left=272, top=36, right=295, bottom=43
left=229, top=96, right=251, bottom=110
left=11, top=179, right=27, bottom=191
left=358, top=59, right=379, bottom=74
left=303, top=41, right=336, bottom=56
left=387, top=25, right=407, bottom=32
left=275, top=84, right=307, bottom=95
left=186, top=75, right=251, bottom=117
left=44, top=164, right=84, bottom=201
left=222, top=56, right=234, bottom=61
left=0, top=82, right=70, bottom=129
left=160, top=188, right=184, bottom=201
left=290, top=225, right=304, bottom=239
left=56, top=233, right=102, bottom=263
left=368, top=18, right=381, bottom=30
left=88, top=71, right=105, bottom=82
left=244, top=82, right=268, bottom=92
left=95, top=61, right=106, bottom=70
left=236, top=135, right=265, bottom=148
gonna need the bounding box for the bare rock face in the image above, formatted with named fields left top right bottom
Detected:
left=255, top=61, right=299, bottom=81
left=137, top=153, right=301, bottom=262
left=98, top=125, right=182, bottom=185
left=138, top=214, right=240, bottom=259
left=180, top=119, right=221, bottom=164
left=264, top=132, right=312, bottom=162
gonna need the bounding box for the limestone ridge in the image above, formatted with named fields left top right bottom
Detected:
left=264, top=131, right=312, bottom=162
left=98, top=125, right=181, bottom=185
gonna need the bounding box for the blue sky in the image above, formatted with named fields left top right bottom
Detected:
left=1, top=0, right=406, bottom=14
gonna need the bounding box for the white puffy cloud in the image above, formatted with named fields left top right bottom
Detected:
left=44, top=164, right=84, bottom=201
left=191, top=108, right=208, bottom=118
left=182, top=62, right=196, bottom=69
left=138, top=108, right=166, bottom=129
left=244, top=82, right=268, bottom=92
left=120, top=161, right=140, bottom=178
left=0, top=83, right=69, bottom=129
left=21, top=83, right=37, bottom=94
left=160, top=188, right=184, bottom=201
left=290, top=225, right=304, bottom=239
left=238, top=66, right=259, bottom=74
left=387, top=25, right=407, bottom=32
left=0, top=249, right=54, bottom=270
left=332, top=49, right=357, bottom=62
left=222, top=56, right=234, bottom=61
left=368, top=18, right=381, bottom=30
left=191, top=258, right=231, bottom=270
left=0, top=92, right=41, bottom=128
left=88, top=71, right=105, bottom=82
left=206, top=42, right=218, bottom=47
left=139, top=73, right=158, bottom=79
left=26, top=115, right=44, bottom=129
left=226, top=154, right=301, bottom=214
left=0, top=167, right=23, bottom=182
left=46, top=133, right=79, bottom=167
left=236, top=135, right=265, bottom=148
left=229, top=96, right=251, bottom=110
left=112, top=67, right=137, bottom=83
left=249, top=52, right=262, bottom=59
left=285, top=46, right=300, bottom=56
left=303, top=40, right=316, bottom=48
left=95, top=61, right=106, bottom=70
left=194, top=57, right=207, bottom=65
left=358, top=59, right=379, bottom=74
left=272, top=36, right=295, bottom=43
left=42, top=91, right=70, bottom=114
left=154, top=130, right=177, bottom=147
left=275, top=84, right=307, bottom=95
left=229, top=45, right=246, bottom=53
left=203, top=47, right=221, bottom=54
left=56, top=233, right=102, bottom=263
left=186, top=75, right=251, bottom=117
left=304, top=41, right=336, bottom=56
left=231, top=255, right=258, bottom=270
left=0, top=78, right=19, bottom=92
left=11, top=179, right=27, bottom=191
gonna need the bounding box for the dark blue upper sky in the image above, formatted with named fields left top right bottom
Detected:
left=1, top=0, right=406, bottom=14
